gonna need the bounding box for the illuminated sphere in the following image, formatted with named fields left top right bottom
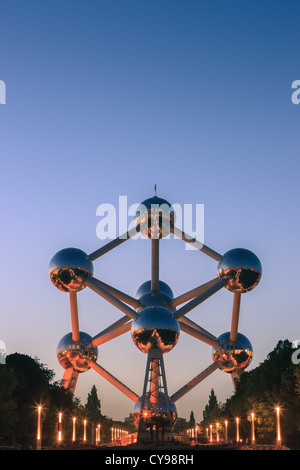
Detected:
left=131, top=306, right=180, bottom=354
left=56, top=332, right=98, bottom=372
left=211, top=332, right=253, bottom=373
left=49, top=247, right=93, bottom=292
left=133, top=392, right=177, bottom=428
left=136, top=280, right=174, bottom=312
left=135, top=196, right=175, bottom=239
left=217, top=248, right=262, bottom=293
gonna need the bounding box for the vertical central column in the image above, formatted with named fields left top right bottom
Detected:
left=151, top=238, right=159, bottom=292
left=150, top=358, right=160, bottom=405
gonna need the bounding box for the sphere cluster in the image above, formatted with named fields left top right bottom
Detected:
left=133, top=392, right=177, bottom=428
left=217, top=248, right=262, bottom=293
left=135, top=196, right=175, bottom=239
left=211, top=332, right=253, bottom=373
left=56, top=332, right=98, bottom=372
left=49, top=248, right=93, bottom=292
left=49, top=193, right=262, bottom=435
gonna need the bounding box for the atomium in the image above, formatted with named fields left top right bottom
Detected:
left=133, top=392, right=177, bottom=428
left=49, top=190, right=262, bottom=441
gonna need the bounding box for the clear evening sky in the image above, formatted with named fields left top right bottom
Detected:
left=1, top=1, right=300, bottom=422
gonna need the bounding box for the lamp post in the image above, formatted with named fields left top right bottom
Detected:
left=36, top=405, right=42, bottom=450
left=57, top=412, right=63, bottom=443
left=83, top=419, right=87, bottom=442
left=276, top=407, right=281, bottom=446
left=236, top=417, right=240, bottom=443
left=224, top=420, right=228, bottom=442
left=72, top=417, right=76, bottom=442
left=251, top=413, right=255, bottom=444
left=216, top=422, right=219, bottom=442
left=209, top=424, right=213, bottom=443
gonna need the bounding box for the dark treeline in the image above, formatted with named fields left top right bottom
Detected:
left=201, top=339, right=300, bottom=449
left=0, top=340, right=299, bottom=449
left=0, top=353, right=134, bottom=448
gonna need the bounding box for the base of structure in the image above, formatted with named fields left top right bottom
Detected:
left=137, top=428, right=174, bottom=442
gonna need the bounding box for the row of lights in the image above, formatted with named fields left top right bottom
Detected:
left=205, top=407, right=282, bottom=445
left=111, top=427, right=129, bottom=442
left=35, top=405, right=282, bottom=449
left=36, top=407, right=102, bottom=449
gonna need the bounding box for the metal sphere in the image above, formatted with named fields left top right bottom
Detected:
left=135, top=196, right=175, bottom=239
left=49, top=247, right=93, bottom=292
left=131, top=306, right=180, bottom=354
left=217, top=248, right=262, bottom=293
left=56, top=332, right=98, bottom=372
left=133, top=392, right=177, bottom=428
left=211, top=332, right=253, bottom=373
left=136, top=281, right=174, bottom=312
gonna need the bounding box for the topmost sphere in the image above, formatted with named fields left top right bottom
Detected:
left=217, top=248, right=262, bottom=293
left=49, top=247, right=93, bottom=292
left=135, top=196, right=175, bottom=239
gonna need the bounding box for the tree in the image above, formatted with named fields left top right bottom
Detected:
left=85, top=385, right=101, bottom=421
left=0, top=365, right=19, bottom=442
left=189, top=411, right=195, bottom=426
left=202, top=389, right=221, bottom=425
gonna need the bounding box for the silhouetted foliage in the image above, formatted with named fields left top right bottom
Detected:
left=201, top=340, right=300, bottom=448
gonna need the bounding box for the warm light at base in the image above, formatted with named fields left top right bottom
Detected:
left=83, top=419, right=87, bottom=441
left=276, top=407, right=281, bottom=444
left=209, top=424, right=213, bottom=442
left=251, top=413, right=255, bottom=444
left=72, top=417, right=76, bottom=441
left=225, top=420, right=228, bottom=441
left=236, top=417, right=240, bottom=442
left=58, top=412, right=62, bottom=442
left=36, top=405, right=42, bottom=447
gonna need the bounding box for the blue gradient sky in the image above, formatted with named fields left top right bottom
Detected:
left=1, top=1, right=300, bottom=422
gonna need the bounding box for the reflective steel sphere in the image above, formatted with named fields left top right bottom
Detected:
left=133, top=392, right=177, bottom=428
left=135, top=196, right=175, bottom=239
left=56, top=331, right=98, bottom=372
left=211, top=332, right=253, bottom=373
left=217, top=248, right=262, bottom=293
left=131, top=306, right=180, bottom=354
left=136, top=281, right=174, bottom=312
left=49, top=248, right=93, bottom=292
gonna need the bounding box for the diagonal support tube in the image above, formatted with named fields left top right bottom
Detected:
left=179, top=321, right=219, bottom=348
left=89, top=361, right=139, bottom=402
left=69, top=292, right=80, bottom=342
left=230, top=292, right=241, bottom=343
left=174, top=278, right=227, bottom=319
left=91, top=320, right=132, bottom=348
left=61, top=368, right=79, bottom=395
left=170, top=225, right=223, bottom=261
left=88, top=278, right=140, bottom=309
left=171, top=277, right=220, bottom=308
left=171, top=362, right=219, bottom=403
left=88, top=226, right=140, bottom=261
left=85, top=277, right=138, bottom=320
left=179, top=316, right=217, bottom=342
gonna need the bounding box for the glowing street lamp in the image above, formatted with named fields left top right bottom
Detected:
left=209, top=424, right=213, bottom=443
left=72, top=417, right=76, bottom=442
left=36, top=405, right=42, bottom=450
left=276, top=407, right=281, bottom=446
left=57, top=412, right=63, bottom=442
left=83, top=419, right=87, bottom=442
left=96, top=424, right=101, bottom=445
left=236, top=417, right=240, bottom=443
left=216, top=422, right=219, bottom=442
left=111, top=427, right=114, bottom=442
left=224, top=420, right=228, bottom=442
left=251, top=413, right=255, bottom=444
